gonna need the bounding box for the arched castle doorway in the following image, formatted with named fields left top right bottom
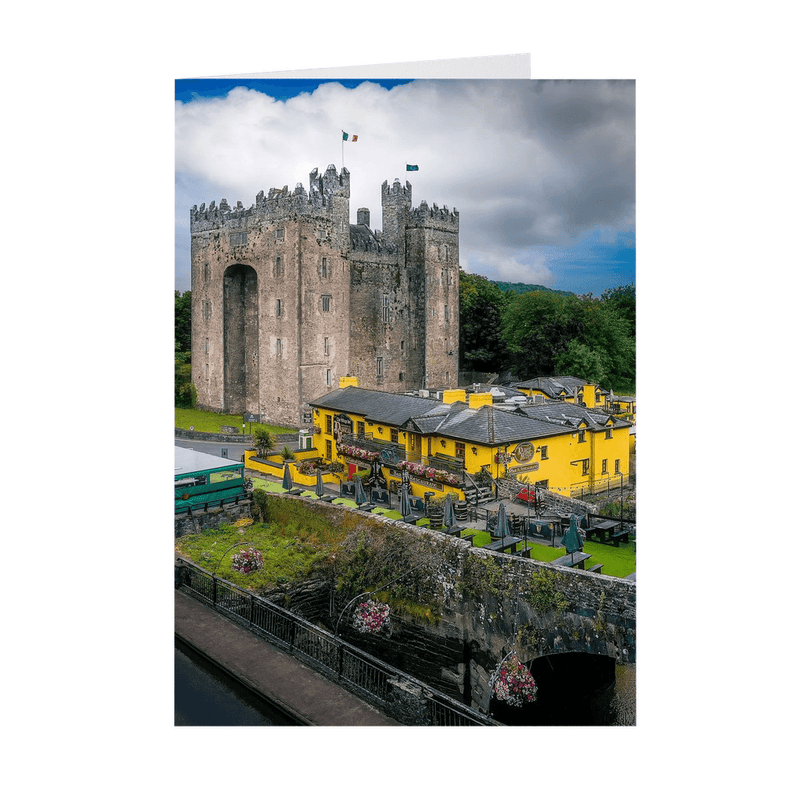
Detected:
left=223, top=264, right=259, bottom=414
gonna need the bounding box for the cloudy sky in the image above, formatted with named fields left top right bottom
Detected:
left=175, top=78, right=634, bottom=296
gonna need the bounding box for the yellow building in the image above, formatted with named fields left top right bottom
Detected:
left=310, top=384, right=631, bottom=500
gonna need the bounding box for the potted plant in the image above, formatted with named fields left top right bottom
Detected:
left=280, top=445, right=295, bottom=462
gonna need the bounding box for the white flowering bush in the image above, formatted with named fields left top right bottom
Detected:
left=353, top=599, right=391, bottom=634
left=492, top=655, right=538, bottom=707
left=230, top=547, right=264, bottom=574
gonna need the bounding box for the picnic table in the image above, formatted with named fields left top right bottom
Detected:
left=551, top=552, right=592, bottom=570
left=483, top=536, right=522, bottom=554
left=402, top=513, right=424, bottom=525
left=585, top=519, right=619, bottom=543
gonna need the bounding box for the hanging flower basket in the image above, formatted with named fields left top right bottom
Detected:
left=492, top=654, right=538, bottom=707
left=230, top=547, right=264, bottom=574
left=353, top=599, right=391, bottom=634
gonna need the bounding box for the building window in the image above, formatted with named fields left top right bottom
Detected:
left=203, top=263, right=209, bottom=282
left=399, top=372, right=404, bottom=381
left=382, top=294, right=389, bottom=323
left=205, top=363, right=209, bottom=379
left=615, top=459, right=621, bottom=474
left=317, top=228, right=326, bottom=240
left=357, top=421, right=365, bottom=437
left=601, top=458, right=608, bottom=474
left=230, top=231, right=248, bottom=247
left=276, top=298, right=283, bottom=317
left=456, top=441, right=465, bottom=459
left=204, top=338, right=209, bottom=354
left=578, top=430, right=586, bottom=443
left=275, top=228, right=284, bottom=241
left=275, top=256, right=283, bottom=277
left=276, top=339, right=282, bottom=357
left=582, top=459, right=590, bottom=476
left=324, top=336, right=329, bottom=356
left=605, top=428, right=613, bottom=439
left=391, top=428, right=399, bottom=443
left=321, top=257, right=328, bottom=278
left=377, top=357, right=384, bottom=380
left=322, top=295, right=331, bottom=312
left=326, top=440, right=332, bottom=460
left=446, top=269, right=452, bottom=285
left=540, top=446, right=548, bottom=460
left=326, top=415, right=332, bottom=434
left=326, top=369, right=332, bottom=386
left=444, top=304, right=449, bottom=321
left=400, top=339, right=404, bottom=350
left=203, top=301, right=211, bottom=322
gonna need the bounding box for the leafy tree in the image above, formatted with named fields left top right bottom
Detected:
left=459, top=270, right=512, bottom=372
left=175, top=290, right=192, bottom=355
left=253, top=427, right=276, bottom=457
left=601, top=284, right=635, bottom=337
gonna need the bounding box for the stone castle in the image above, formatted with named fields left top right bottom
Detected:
left=190, top=165, right=459, bottom=426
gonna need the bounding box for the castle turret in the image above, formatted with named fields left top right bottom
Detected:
left=381, top=179, right=412, bottom=250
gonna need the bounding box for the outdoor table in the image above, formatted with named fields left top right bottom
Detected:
left=551, top=552, right=591, bottom=570
left=483, top=536, right=522, bottom=554
left=445, top=524, right=466, bottom=536
left=357, top=503, right=376, bottom=512
left=402, top=513, right=423, bottom=525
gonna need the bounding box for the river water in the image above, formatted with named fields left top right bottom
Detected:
left=175, top=639, right=299, bottom=726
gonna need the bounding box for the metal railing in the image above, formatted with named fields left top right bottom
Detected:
left=175, top=559, right=496, bottom=726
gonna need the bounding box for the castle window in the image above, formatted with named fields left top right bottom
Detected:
left=321, top=257, right=328, bottom=278
left=382, top=294, right=389, bottom=323
left=446, top=269, right=452, bottom=285
left=399, top=372, right=404, bottom=381
left=400, top=340, right=404, bottom=350
left=324, top=336, right=329, bottom=356
left=377, top=357, right=384, bottom=380
left=326, top=369, right=332, bottom=386
left=204, top=338, right=209, bottom=355
left=203, top=264, right=209, bottom=282
left=275, top=256, right=283, bottom=277
left=275, top=228, right=284, bottom=241
left=444, top=304, right=449, bottom=321
left=317, top=228, right=326, bottom=240
left=276, top=338, right=283, bottom=357
left=276, top=299, right=283, bottom=317
left=445, top=245, right=450, bottom=261
left=230, top=231, right=248, bottom=247
left=203, top=301, right=211, bottom=321
left=322, top=295, right=331, bottom=312
left=205, top=363, right=209, bottom=379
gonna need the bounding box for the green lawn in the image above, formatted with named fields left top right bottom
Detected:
left=244, top=481, right=635, bottom=578
left=175, top=407, right=296, bottom=435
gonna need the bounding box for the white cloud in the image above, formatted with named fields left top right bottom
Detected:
left=175, top=79, right=634, bottom=291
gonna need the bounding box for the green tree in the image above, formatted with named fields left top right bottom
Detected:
left=459, top=270, right=512, bottom=372
left=253, top=427, right=276, bottom=457
left=175, top=290, right=192, bottom=355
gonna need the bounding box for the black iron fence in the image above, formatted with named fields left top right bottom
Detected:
left=175, top=559, right=498, bottom=726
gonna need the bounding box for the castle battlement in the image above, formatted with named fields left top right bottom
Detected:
left=190, top=166, right=350, bottom=231
left=408, top=200, right=459, bottom=231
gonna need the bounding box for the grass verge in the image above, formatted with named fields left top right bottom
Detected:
left=175, top=407, right=296, bottom=435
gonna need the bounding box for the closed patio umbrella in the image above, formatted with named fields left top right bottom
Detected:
left=400, top=483, right=412, bottom=518
left=562, top=515, right=583, bottom=564
left=443, top=494, right=455, bottom=529
left=316, top=470, right=326, bottom=498
left=354, top=475, right=367, bottom=505
left=282, top=462, right=294, bottom=492
left=495, top=502, right=511, bottom=540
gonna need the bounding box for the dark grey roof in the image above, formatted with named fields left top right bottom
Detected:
left=510, top=376, right=605, bottom=398
left=310, top=386, right=443, bottom=426
left=516, top=400, right=631, bottom=430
